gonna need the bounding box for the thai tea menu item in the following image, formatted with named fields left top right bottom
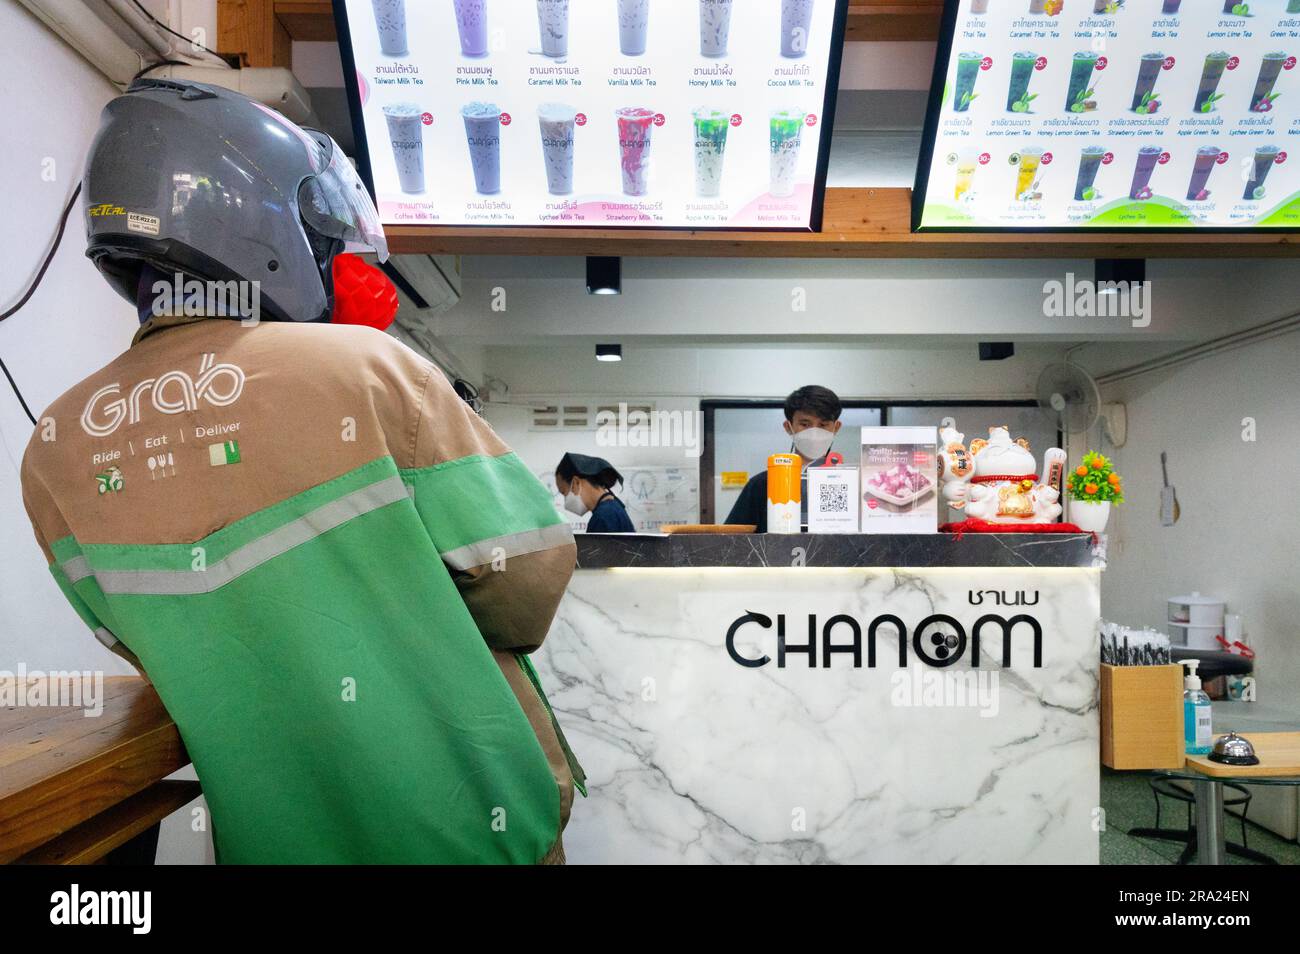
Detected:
left=334, top=0, right=846, bottom=230
left=915, top=2, right=1300, bottom=229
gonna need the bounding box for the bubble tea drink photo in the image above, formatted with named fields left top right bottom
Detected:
left=1014, top=148, right=1042, bottom=201
left=536, top=0, right=569, bottom=57
left=371, top=0, right=408, bottom=56
left=461, top=101, right=502, bottom=194
left=699, top=0, right=733, bottom=58
left=453, top=0, right=488, bottom=57
left=618, top=0, right=650, bottom=56
left=692, top=108, right=730, bottom=197
left=1007, top=51, right=1037, bottom=111
left=954, top=155, right=976, bottom=200
left=970, top=0, right=989, bottom=13
left=953, top=52, right=982, bottom=112
left=1250, top=52, right=1287, bottom=112
left=1074, top=146, right=1104, bottom=201
left=1244, top=145, right=1281, bottom=201
left=1065, top=51, right=1099, bottom=113
left=616, top=106, right=656, bottom=196
left=1131, top=53, right=1164, bottom=112
left=781, top=0, right=815, bottom=59
left=769, top=109, right=806, bottom=198
left=382, top=102, right=424, bottom=193
left=538, top=102, right=577, bottom=195
left=1186, top=145, right=1221, bottom=201
left=1195, top=52, right=1229, bottom=113
left=1129, top=145, right=1161, bottom=200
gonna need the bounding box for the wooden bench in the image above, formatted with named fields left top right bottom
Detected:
left=1, top=676, right=198, bottom=864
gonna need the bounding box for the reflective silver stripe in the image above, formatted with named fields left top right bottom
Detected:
left=440, top=522, right=575, bottom=572
left=62, top=555, right=93, bottom=583
left=93, top=627, right=119, bottom=650
left=65, top=476, right=409, bottom=597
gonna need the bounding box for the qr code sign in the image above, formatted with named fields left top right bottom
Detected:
left=818, top=483, right=850, bottom=513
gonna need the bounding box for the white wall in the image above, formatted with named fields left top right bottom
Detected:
left=0, top=7, right=139, bottom=675
left=1099, top=330, right=1300, bottom=706
left=0, top=3, right=216, bottom=866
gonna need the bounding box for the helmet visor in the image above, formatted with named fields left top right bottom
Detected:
left=298, top=131, right=389, bottom=262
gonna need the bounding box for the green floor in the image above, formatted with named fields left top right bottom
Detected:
left=1101, top=768, right=1300, bottom=865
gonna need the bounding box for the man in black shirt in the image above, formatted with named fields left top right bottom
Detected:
left=724, top=385, right=844, bottom=532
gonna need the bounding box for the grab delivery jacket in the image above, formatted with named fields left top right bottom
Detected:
left=20, top=316, right=583, bottom=864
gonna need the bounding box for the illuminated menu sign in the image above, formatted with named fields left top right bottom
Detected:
left=914, top=0, right=1300, bottom=230
left=335, top=0, right=847, bottom=230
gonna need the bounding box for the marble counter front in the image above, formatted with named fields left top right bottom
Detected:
left=535, top=534, right=1103, bottom=864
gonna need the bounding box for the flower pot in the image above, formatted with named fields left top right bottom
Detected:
left=1071, top=500, right=1110, bottom=533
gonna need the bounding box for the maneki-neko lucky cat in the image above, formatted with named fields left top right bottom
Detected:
left=939, top=425, right=1066, bottom=524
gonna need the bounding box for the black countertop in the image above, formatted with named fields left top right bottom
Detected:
left=575, top=532, right=1103, bottom=569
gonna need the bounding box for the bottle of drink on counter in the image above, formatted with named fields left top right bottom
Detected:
left=767, top=454, right=802, bottom=534
left=1183, top=660, right=1213, bottom=755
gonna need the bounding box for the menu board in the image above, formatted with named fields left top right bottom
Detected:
left=914, top=0, right=1300, bottom=230
left=334, top=0, right=847, bottom=230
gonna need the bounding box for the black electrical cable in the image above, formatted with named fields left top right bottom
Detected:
left=0, top=181, right=82, bottom=426
left=132, top=58, right=187, bottom=82
left=129, top=0, right=228, bottom=66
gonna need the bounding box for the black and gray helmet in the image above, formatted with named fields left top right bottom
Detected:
left=83, top=78, right=388, bottom=323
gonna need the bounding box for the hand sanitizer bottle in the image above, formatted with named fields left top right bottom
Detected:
left=1183, top=660, right=1212, bottom=755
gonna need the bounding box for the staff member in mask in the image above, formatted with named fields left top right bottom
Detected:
left=724, top=385, right=843, bottom=532
left=556, top=453, right=636, bottom=533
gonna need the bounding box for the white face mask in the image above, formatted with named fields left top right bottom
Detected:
left=791, top=426, right=836, bottom=461
left=564, top=491, right=588, bottom=516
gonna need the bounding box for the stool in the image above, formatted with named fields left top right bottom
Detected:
left=1128, top=777, right=1277, bottom=865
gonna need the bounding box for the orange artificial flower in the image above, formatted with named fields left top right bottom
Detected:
left=1085, top=483, right=1099, bottom=495
left=1108, top=473, right=1121, bottom=485
left=1076, top=465, right=1088, bottom=477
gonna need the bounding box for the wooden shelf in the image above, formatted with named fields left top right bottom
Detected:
left=386, top=187, right=1300, bottom=259
left=263, top=0, right=945, bottom=46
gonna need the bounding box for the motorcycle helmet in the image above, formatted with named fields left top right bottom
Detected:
left=83, top=78, right=388, bottom=324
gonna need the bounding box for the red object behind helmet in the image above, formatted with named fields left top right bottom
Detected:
left=331, top=253, right=398, bottom=330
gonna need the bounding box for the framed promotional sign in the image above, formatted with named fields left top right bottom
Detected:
left=333, top=0, right=848, bottom=231
left=914, top=0, right=1300, bottom=231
